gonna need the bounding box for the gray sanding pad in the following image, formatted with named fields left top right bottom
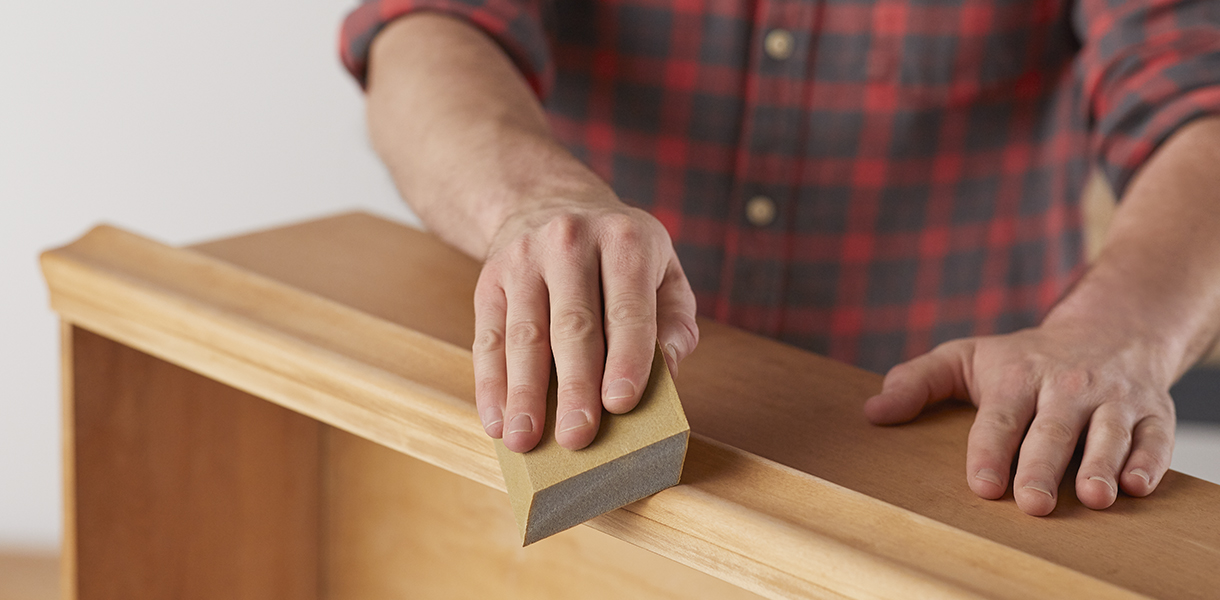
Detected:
left=495, top=346, right=690, bottom=546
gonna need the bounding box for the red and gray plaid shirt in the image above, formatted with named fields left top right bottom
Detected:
left=340, top=0, right=1220, bottom=373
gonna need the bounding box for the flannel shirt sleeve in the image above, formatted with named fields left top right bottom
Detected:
left=338, top=0, right=553, bottom=98
left=1075, top=0, right=1220, bottom=196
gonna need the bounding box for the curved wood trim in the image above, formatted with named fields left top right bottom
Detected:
left=43, top=223, right=1149, bottom=600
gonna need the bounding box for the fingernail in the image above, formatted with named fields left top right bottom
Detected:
left=605, top=378, right=635, bottom=401
left=1129, top=468, right=1151, bottom=485
left=664, top=343, right=679, bottom=364
left=480, top=406, right=503, bottom=432
left=1088, top=476, right=1116, bottom=494
left=1022, top=483, right=1055, bottom=499
left=507, top=414, right=533, bottom=435
left=558, top=410, right=590, bottom=433
left=974, top=468, right=1002, bottom=487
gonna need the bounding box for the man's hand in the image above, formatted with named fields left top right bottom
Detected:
left=864, top=320, right=1176, bottom=516
left=864, top=116, right=1220, bottom=516
left=474, top=198, right=698, bottom=452
left=365, top=14, right=699, bottom=453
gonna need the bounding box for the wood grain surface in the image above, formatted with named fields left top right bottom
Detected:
left=324, top=427, right=760, bottom=600
left=41, top=213, right=1220, bottom=599
left=68, top=327, right=321, bottom=599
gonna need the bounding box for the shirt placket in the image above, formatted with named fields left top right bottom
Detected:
left=716, top=0, right=819, bottom=336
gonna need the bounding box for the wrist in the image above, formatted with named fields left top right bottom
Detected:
left=1042, top=260, right=1193, bottom=389
left=476, top=129, right=624, bottom=255
left=1044, top=117, right=1220, bottom=382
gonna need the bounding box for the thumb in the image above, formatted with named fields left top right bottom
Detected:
left=656, top=259, right=699, bottom=376
left=864, top=339, right=975, bottom=425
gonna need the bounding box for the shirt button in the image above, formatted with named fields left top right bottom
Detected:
left=745, top=196, right=778, bottom=227
left=764, top=29, right=795, bottom=60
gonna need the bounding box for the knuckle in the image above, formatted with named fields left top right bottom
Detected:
left=474, top=375, right=504, bottom=399
left=1087, top=422, right=1132, bottom=448
left=606, top=294, right=655, bottom=327
left=504, top=237, right=534, bottom=263
left=601, top=213, right=643, bottom=242
left=543, top=214, right=586, bottom=250
left=506, top=383, right=541, bottom=406
left=556, top=379, right=598, bottom=402
left=507, top=320, right=547, bottom=348
left=552, top=306, right=599, bottom=342
left=977, top=410, right=1023, bottom=433
left=662, top=311, right=699, bottom=346
left=995, top=362, right=1034, bottom=389
left=473, top=328, right=505, bottom=354
left=1130, top=448, right=1169, bottom=474
left=1021, top=459, right=1060, bottom=481
left=1049, top=368, right=1095, bottom=396
left=1147, top=393, right=1176, bottom=420
left=1031, top=417, right=1077, bottom=445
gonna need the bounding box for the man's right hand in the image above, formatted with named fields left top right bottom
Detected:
left=365, top=14, right=698, bottom=454
left=474, top=196, right=699, bottom=452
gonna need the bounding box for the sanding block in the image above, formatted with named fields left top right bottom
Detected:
left=495, top=345, right=690, bottom=546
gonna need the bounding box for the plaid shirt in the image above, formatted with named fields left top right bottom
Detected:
left=340, top=0, right=1220, bottom=373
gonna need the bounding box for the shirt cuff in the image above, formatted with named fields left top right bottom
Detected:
left=338, top=0, right=553, bottom=98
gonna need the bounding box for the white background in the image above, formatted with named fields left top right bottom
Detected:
left=0, top=0, right=411, bottom=550
left=0, top=1, right=1217, bottom=552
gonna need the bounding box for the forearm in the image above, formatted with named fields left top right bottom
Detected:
left=1045, top=116, right=1220, bottom=383
left=366, top=13, right=609, bottom=259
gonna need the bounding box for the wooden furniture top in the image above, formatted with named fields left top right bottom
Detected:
left=41, top=213, right=1220, bottom=600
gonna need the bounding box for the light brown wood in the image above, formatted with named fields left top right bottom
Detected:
left=1082, top=169, right=1118, bottom=264
left=497, top=346, right=689, bottom=545
left=0, top=550, right=59, bottom=600
left=41, top=213, right=1220, bottom=599
left=67, top=326, right=320, bottom=599
left=58, top=321, right=75, bottom=600
left=325, top=427, right=760, bottom=600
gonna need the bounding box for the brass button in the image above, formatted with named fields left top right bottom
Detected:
left=764, top=29, right=795, bottom=60
left=745, top=196, right=777, bottom=227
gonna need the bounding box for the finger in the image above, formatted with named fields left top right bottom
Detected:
left=1075, top=402, right=1135, bottom=510
left=1120, top=412, right=1174, bottom=497
left=656, top=257, right=699, bottom=376
left=547, top=249, right=606, bottom=450
left=863, top=339, right=975, bottom=425
left=965, top=369, right=1037, bottom=500
left=599, top=232, right=659, bottom=414
left=1013, top=406, right=1089, bottom=517
left=502, top=274, right=551, bottom=453
left=473, top=272, right=509, bottom=438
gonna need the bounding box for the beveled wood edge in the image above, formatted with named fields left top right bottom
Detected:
left=59, top=322, right=75, bottom=600
left=40, top=223, right=1147, bottom=600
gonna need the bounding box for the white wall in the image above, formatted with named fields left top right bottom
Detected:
left=1, top=1, right=1217, bottom=552
left=0, top=1, right=412, bottom=550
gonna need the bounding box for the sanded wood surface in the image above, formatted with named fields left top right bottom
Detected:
left=67, top=327, right=321, bottom=599
left=325, top=427, right=760, bottom=600
left=41, top=213, right=1220, bottom=599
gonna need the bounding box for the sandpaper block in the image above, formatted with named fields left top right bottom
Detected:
left=495, top=345, right=690, bottom=546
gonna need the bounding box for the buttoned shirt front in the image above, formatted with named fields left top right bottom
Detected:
left=340, top=0, right=1220, bottom=373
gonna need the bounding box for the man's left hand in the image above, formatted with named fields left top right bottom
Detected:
left=863, top=318, right=1175, bottom=516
